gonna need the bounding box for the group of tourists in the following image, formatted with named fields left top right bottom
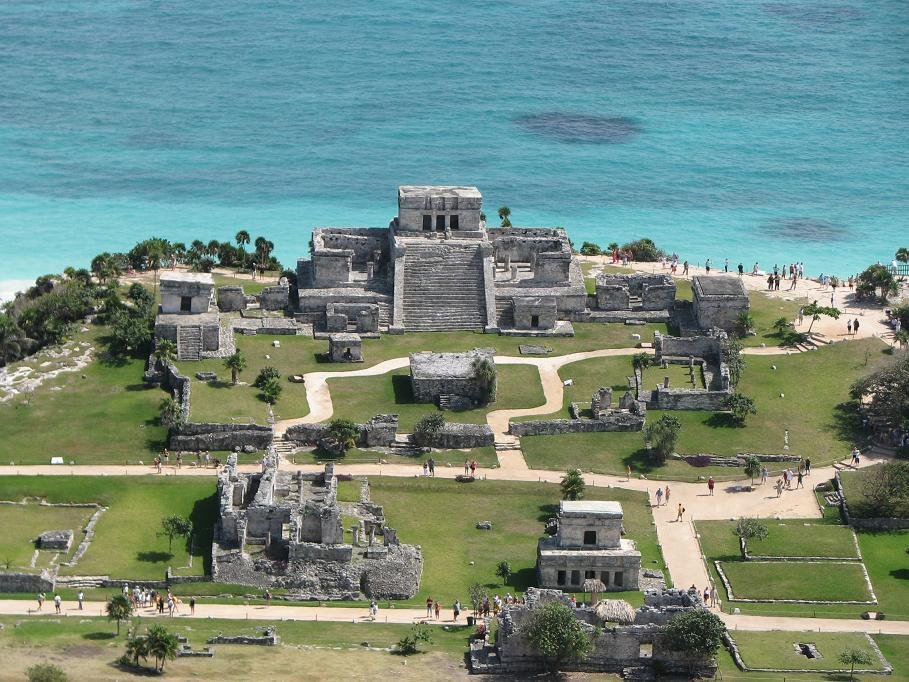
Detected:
left=694, top=584, right=721, bottom=610
left=421, top=457, right=436, bottom=476
left=653, top=484, right=671, bottom=507
left=463, top=459, right=479, bottom=478
left=124, top=584, right=195, bottom=616
left=153, top=449, right=220, bottom=473
left=35, top=592, right=67, bottom=614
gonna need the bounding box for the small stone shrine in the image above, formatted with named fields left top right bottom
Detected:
left=409, top=347, right=496, bottom=408
left=328, top=333, right=363, bottom=362
left=691, top=275, right=749, bottom=331
left=36, top=530, right=74, bottom=551
left=537, top=500, right=641, bottom=591
left=153, top=272, right=220, bottom=361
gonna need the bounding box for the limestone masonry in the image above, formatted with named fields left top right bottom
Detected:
left=212, top=453, right=422, bottom=600
left=537, top=500, right=642, bottom=592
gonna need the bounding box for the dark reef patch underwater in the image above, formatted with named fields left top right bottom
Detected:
left=760, top=217, right=852, bottom=243
left=514, top=113, right=642, bottom=144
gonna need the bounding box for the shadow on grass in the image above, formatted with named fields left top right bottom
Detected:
left=620, top=449, right=660, bottom=475
left=207, top=380, right=235, bottom=389
left=537, top=503, right=558, bottom=522
left=392, top=375, right=416, bottom=404
left=830, top=399, right=865, bottom=444
left=136, top=551, right=173, bottom=563
left=704, top=412, right=740, bottom=428
left=190, top=492, right=219, bottom=575
left=82, top=631, right=116, bottom=640
left=124, top=383, right=155, bottom=392
left=890, top=568, right=909, bottom=581
left=510, top=567, right=537, bottom=592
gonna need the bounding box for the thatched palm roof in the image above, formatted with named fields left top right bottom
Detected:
left=583, top=578, right=607, bottom=594
left=594, top=599, right=636, bottom=625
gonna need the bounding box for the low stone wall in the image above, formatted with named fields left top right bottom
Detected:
left=0, top=571, right=55, bottom=593
left=170, top=422, right=273, bottom=451
left=420, top=423, right=494, bottom=449
left=284, top=415, right=398, bottom=448
left=208, top=629, right=279, bottom=646
left=650, top=386, right=730, bottom=410
left=217, top=285, right=246, bottom=312
left=258, top=285, right=289, bottom=311
left=510, top=412, right=644, bottom=436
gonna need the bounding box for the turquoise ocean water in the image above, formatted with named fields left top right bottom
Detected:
left=0, top=0, right=906, bottom=296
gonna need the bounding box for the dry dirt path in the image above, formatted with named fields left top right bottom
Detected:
left=1, top=597, right=907, bottom=635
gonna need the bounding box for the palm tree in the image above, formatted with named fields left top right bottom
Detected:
left=145, top=624, right=179, bottom=672
left=735, top=312, right=755, bottom=337
left=159, top=397, right=183, bottom=427
left=106, top=594, right=133, bottom=635
left=224, top=350, right=247, bottom=385
left=896, top=247, right=909, bottom=263
left=235, top=230, right=250, bottom=249
left=126, top=635, right=149, bottom=666
left=206, top=239, right=220, bottom=257
left=497, top=206, right=512, bottom=227
left=631, top=352, right=651, bottom=372
left=0, top=315, right=25, bottom=366
left=894, top=329, right=909, bottom=350
left=143, top=238, right=169, bottom=296
left=154, top=339, right=177, bottom=366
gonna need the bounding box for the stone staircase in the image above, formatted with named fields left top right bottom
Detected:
left=495, top=297, right=515, bottom=329
left=55, top=575, right=108, bottom=589
left=176, top=324, right=202, bottom=361
left=272, top=437, right=298, bottom=462
left=401, top=241, right=487, bottom=331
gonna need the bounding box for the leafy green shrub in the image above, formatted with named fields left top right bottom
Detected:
left=260, top=377, right=282, bottom=404
left=579, top=241, right=602, bottom=256
left=412, top=413, right=445, bottom=447
left=620, top=238, right=664, bottom=262
left=26, top=664, right=68, bottom=682
left=396, top=625, right=432, bottom=656
left=253, top=366, right=281, bottom=389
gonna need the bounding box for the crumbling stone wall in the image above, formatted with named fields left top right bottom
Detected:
left=258, top=285, right=289, bottom=311
left=284, top=415, right=398, bottom=448
left=595, top=274, right=676, bottom=311
left=418, top=423, right=494, bottom=449
left=169, top=422, right=273, bottom=451
left=0, top=571, right=55, bottom=593
left=217, top=285, right=246, bottom=312
left=510, top=412, right=644, bottom=436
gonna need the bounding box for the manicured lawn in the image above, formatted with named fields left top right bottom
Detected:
left=740, top=289, right=807, bottom=348
left=0, top=328, right=168, bottom=465
left=643, top=362, right=704, bottom=390
left=696, top=520, right=859, bottom=559
left=555, top=356, right=633, bottom=418
left=328, top=364, right=546, bottom=431
left=368, top=477, right=666, bottom=605
left=717, top=561, right=872, bottom=601
left=0, top=477, right=216, bottom=579
left=212, top=271, right=281, bottom=296
left=0, top=504, right=95, bottom=570
left=521, top=338, right=890, bottom=477
left=0, top=616, right=468, bottom=681
left=716, top=634, right=909, bottom=681
left=729, top=631, right=886, bottom=672
left=857, top=529, right=909, bottom=620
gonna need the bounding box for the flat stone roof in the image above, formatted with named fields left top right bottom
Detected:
left=692, top=275, right=746, bottom=298
left=409, top=348, right=494, bottom=380
left=539, top=538, right=640, bottom=557
left=160, top=272, right=214, bottom=285
left=560, top=500, right=624, bottom=518
left=329, top=333, right=361, bottom=343
left=155, top=312, right=219, bottom=325
left=398, top=185, right=481, bottom=200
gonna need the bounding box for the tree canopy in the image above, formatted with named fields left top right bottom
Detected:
left=851, top=353, right=909, bottom=434
left=662, top=609, right=726, bottom=664
left=523, top=601, right=593, bottom=670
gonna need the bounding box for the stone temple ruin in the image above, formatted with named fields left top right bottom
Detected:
left=537, top=501, right=641, bottom=592
left=409, top=347, right=496, bottom=409
left=594, top=273, right=677, bottom=321
left=154, top=272, right=221, bottom=361
left=637, top=329, right=733, bottom=411
left=691, top=275, right=749, bottom=332
left=212, top=454, right=422, bottom=600
left=470, top=587, right=716, bottom=677
left=293, top=186, right=585, bottom=335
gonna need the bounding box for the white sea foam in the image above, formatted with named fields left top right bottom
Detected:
left=0, top=279, right=35, bottom=304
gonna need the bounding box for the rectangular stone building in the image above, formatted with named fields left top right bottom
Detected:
left=409, top=348, right=496, bottom=408
left=691, top=275, right=749, bottom=331
left=160, top=272, right=214, bottom=314
left=537, top=500, right=641, bottom=591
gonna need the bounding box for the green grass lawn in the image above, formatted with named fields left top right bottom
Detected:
left=839, top=466, right=909, bottom=519
left=0, top=477, right=216, bottom=579
left=328, top=364, right=545, bottom=431
left=521, top=338, right=890, bottom=478
left=0, top=328, right=168, bottom=465
left=729, top=631, right=886, bottom=672
left=716, top=634, right=909, bottom=682
left=368, top=477, right=666, bottom=605
left=212, top=271, right=281, bottom=296
left=699, top=519, right=909, bottom=619
left=696, top=520, right=859, bottom=559
left=0, top=504, right=96, bottom=570
left=717, top=561, right=872, bottom=602
left=643, top=362, right=705, bottom=390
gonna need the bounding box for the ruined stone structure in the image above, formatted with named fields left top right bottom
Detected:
left=293, top=186, right=585, bottom=335
left=328, top=333, right=363, bottom=362
left=509, top=387, right=645, bottom=437
left=216, top=285, right=247, bottom=312
left=36, top=530, right=74, bottom=551
left=537, top=501, right=641, bottom=592
left=691, top=275, right=749, bottom=331
left=642, top=330, right=733, bottom=410
left=470, top=587, right=717, bottom=677
left=212, top=455, right=422, bottom=599
left=154, top=272, right=220, bottom=361
left=595, top=273, right=676, bottom=316
left=409, top=347, right=496, bottom=409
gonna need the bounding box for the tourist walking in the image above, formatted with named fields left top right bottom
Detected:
left=77, top=591, right=84, bottom=610
left=705, top=258, right=711, bottom=274
left=796, top=470, right=804, bottom=489
left=664, top=485, right=670, bottom=506
left=724, top=258, right=729, bottom=273
left=190, top=597, right=195, bottom=615
left=853, top=318, right=860, bottom=336
left=655, top=487, right=663, bottom=506
left=737, top=262, right=743, bottom=276
left=847, top=319, right=852, bottom=335
left=453, top=600, right=461, bottom=622
left=428, top=457, right=435, bottom=476
left=676, top=504, right=685, bottom=522
left=422, top=461, right=429, bottom=477
left=36, top=593, right=45, bottom=611
left=434, top=599, right=440, bottom=620
left=426, top=596, right=434, bottom=618
left=682, top=260, right=689, bottom=275
left=369, top=600, right=378, bottom=620
left=805, top=458, right=811, bottom=475
left=775, top=478, right=784, bottom=497
left=710, top=586, right=717, bottom=607
left=464, top=459, right=470, bottom=476
left=54, top=594, right=61, bottom=614
left=797, top=307, right=804, bottom=326
left=626, top=465, right=632, bottom=481
left=469, top=459, right=477, bottom=478
left=707, top=477, right=715, bottom=496
left=760, top=466, right=769, bottom=485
